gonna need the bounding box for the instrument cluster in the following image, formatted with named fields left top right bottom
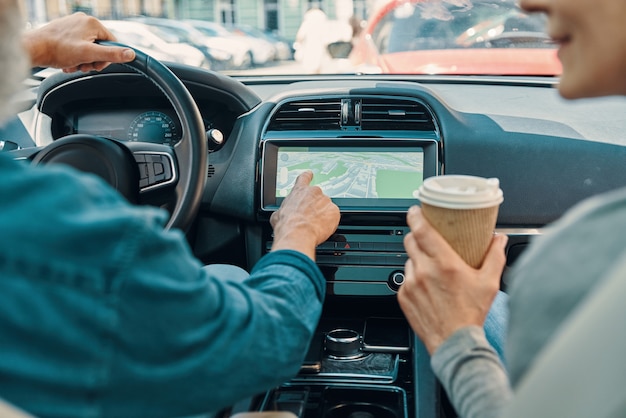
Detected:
left=126, top=110, right=180, bottom=146
left=53, top=101, right=231, bottom=148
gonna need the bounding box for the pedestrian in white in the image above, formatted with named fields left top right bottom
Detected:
left=294, top=7, right=331, bottom=74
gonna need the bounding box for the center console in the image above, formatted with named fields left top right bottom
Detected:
left=249, top=137, right=441, bottom=417
left=257, top=314, right=414, bottom=418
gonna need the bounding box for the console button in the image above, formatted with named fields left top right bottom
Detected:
left=385, top=242, right=405, bottom=252
left=325, top=329, right=363, bottom=359
left=273, top=390, right=307, bottom=417
left=337, top=241, right=355, bottom=251
left=359, top=242, right=375, bottom=251
left=388, top=271, right=405, bottom=291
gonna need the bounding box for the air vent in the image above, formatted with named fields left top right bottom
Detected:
left=360, top=98, right=435, bottom=131
left=268, top=99, right=342, bottom=131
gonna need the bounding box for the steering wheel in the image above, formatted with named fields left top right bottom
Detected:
left=31, top=42, right=207, bottom=232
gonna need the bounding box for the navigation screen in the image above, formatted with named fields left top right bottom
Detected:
left=275, top=147, right=424, bottom=199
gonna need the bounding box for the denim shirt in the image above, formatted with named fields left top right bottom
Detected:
left=0, top=155, right=325, bottom=417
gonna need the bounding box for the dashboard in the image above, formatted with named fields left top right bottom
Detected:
left=25, top=65, right=626, bottom=232
left=7, top=63, right=626, bottom=418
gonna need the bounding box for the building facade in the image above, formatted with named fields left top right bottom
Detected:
left=20, top=0, right=374, bottom=41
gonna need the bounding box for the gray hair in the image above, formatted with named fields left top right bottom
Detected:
left=0, top=1, right=30, bottom=125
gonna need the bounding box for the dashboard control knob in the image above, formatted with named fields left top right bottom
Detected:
left=324, top=329, right=363, bottom=359
left=388, top=271, right=405, bottom=291
left=207, top=128, right=224, bottom=146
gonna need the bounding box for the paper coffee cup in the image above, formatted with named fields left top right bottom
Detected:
left=417, top=175, right=504, bottom=268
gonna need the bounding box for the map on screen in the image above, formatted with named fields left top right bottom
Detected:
left=275, top=148, right=424, bottom=199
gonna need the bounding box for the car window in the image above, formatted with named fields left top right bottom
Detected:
left=19, top=0, right=560, bottom=76
left=378, top=2, right=549, bottom=53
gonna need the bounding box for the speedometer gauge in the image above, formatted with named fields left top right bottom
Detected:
left=128, top=111, right=179, bottom=146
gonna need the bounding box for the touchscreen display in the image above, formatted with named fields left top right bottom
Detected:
left=275, top=147, right=424, bottom=199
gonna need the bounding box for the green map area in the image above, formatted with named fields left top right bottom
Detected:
left=276, top=150, right=423, bottom=199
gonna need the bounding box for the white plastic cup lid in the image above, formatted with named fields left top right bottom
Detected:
left=417, top=175, right=504, bottom=209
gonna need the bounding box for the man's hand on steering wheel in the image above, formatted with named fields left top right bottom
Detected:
left=22, top=12, right=135, bottom=72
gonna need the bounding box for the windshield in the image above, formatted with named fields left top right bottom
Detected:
left=19, top=0, right=561, bottom=77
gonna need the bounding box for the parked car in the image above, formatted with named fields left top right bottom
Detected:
left=262, top=29, right=294, bottom=61
left=228, top=24, right=286, bottom=62
left=137, top=19, right=235, bottom=71
left=101, top=20, right=209, bottom=69
left=224, top=23, right=277, bottom=65
left=184, top=19, right=258, bottom=68
left=349, top=0, right=562, bottom=75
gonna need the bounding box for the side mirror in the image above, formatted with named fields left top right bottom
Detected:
left=327, top=41, right=353, bottom=59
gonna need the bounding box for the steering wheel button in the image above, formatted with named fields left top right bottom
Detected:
left=161, top=158, right=173, bottom=180
left=153, top=162, right=165, bottom=176
left=138, top=162, right=149, bottom=179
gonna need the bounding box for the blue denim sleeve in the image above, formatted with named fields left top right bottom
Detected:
left=0, top=156, right=325, bottom=417
left=106, top=215, right=325, bottom=416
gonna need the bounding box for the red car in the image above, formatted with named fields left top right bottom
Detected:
left=350, top=0, right=562, bottom=76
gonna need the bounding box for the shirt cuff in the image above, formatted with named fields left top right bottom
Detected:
left=252, top=249, right=326, bottom=301
left=432, top=326, right=497, bottom=373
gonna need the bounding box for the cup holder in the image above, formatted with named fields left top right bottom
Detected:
left=321, top=386, right=406, bottom=418
left=324, top=402, right=396, bottom=418
left=261, top=385, right=407, bottom=418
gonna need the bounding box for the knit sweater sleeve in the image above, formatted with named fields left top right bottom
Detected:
left=431, top=326, right=512, bottom=418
